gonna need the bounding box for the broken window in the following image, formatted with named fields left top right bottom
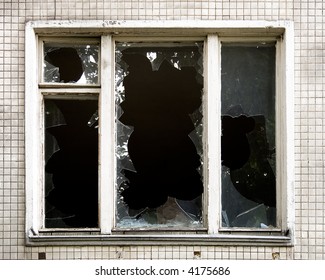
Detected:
left=43, top=44, right=99, bottom=84
left=27, top=23, right=294, bottom=245
left=44, top=99, right=99, bottom=228
left=221, top=42, right=276, bottom=228
left=115, top=42, right=204, bottom=228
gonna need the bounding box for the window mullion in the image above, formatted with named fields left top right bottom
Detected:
left=205, top=34, right=221, bottom=234
left=99, top=35, right=114, bottom=234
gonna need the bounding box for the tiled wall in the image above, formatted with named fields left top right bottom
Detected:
left=0, top=0, right=324, bottom=260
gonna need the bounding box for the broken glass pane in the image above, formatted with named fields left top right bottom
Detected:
left=43, top=44, right=99, bottom=84
left=115, top=42, right=204, bottom=228
left=44, top=99, right=98, bottom=228
left=221, top=42, right=276, bottom=228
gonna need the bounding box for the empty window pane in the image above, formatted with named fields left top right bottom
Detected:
left=115, top=43, right=204, bottom=228
left=44, top=99, right=98, bottom=228
left=43, top=44, right=99, bottom=84
left=221, top=42, right=276, bottom=228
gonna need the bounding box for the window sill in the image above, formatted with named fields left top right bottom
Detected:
left=26, top=229, right=293, bottom=247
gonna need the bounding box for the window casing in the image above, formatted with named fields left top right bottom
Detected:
left=25, top=21, right=294, bottom=245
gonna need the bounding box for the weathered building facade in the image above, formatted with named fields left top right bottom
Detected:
left=0, top=0, right=324, bottom=260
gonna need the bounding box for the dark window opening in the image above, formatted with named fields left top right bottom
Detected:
left=44, top=99, right=98, bottom=228
left=221, top=42, right=276, bottom=228
left=115, top=43, right=204, bottom=228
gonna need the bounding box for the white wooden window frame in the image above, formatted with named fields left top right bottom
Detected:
left=25, top=20, right=294, bottom=246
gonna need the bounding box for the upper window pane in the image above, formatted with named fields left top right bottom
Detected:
left=43, top=43, right=99, bottom=84
left=221, top=42, right=276, bottom=228
left=115, top=42, right=204, bottom=229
